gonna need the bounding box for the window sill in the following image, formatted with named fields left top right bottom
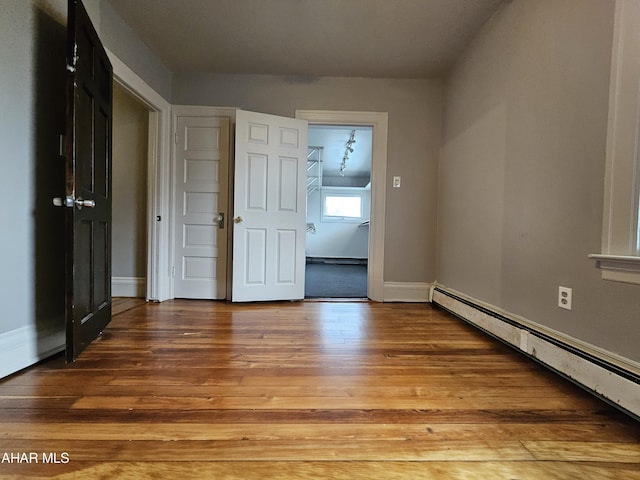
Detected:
left=588, top=254, right=640, bottom=285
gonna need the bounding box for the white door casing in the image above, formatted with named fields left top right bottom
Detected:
left=173, top=116, right=229, bottom=299
left=232, top=110, right=308, bottom=301
left=295, top=110, right=387, bottom=302
left=107, top=48, right=172, bottom=302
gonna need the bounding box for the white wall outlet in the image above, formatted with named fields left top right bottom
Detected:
left=393, top=176, right=401, bottom=188
left=558, top=286, right=572, bottom=310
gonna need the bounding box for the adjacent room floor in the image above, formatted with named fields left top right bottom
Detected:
left=305, top=262, right=367, bottom=298
left=0, top=300, right=638, bottom=479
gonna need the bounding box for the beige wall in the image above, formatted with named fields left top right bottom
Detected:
left=112, top=83, right=148, bottom=279
left=438, top=0, right=640, bottom=360
left=173, top=74, right=443, bottom=283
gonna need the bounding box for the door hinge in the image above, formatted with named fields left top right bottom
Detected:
left=175, top=133, right=179, bottom=145
left=66, top=43, right=78, bottom=73
left=59, top=135, right=65, bottom=156
left=172, top=266, right=176, bottom=278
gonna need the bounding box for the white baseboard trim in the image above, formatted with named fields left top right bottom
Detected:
left=0, top=325, right=64, bottom=380
left=112, top=277, right=146, bottom=297
left=383, top=282, right=433, bottom=302
left=432, top=286, right=640, bottom=419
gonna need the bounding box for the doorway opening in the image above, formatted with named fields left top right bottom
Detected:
left=305, top=125, right=372, bottom=298
left=109, top=49, right=172, bottom=303
left=112, top=82, right=150, bottom=299
left=296, top=110, right=388, bottom=302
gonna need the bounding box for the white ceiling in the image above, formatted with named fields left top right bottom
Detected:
left=309, top=125, right=373, bottom=179
left=107, top=0, right=505, bottom=78
left=107, top=0, right=504, bottom=179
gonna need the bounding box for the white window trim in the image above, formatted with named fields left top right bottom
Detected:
left=321, top=188, right=366, bottom=223
left=591, top=0, right=640, bottom=285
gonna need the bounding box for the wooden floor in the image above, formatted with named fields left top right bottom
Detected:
left=1, top=300, right=638, bottom=479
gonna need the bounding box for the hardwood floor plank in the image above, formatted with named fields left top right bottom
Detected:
left=0, top=438, right=535, bottom=462
left=0, top=300, right=636, bottom=478
left=0, top=384, right=587, bottom=400
left=1, top=422, right=637, bottom=443
left=111, top=297, right=146, bottom=316
left=1, top=461, right=638, bottom=480
left=523, top=441, right=640, bottom=462
left=0, top=407, right=630, bottom=427
left=67, top=394, right=601, bottom=411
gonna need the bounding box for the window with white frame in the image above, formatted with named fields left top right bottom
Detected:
left=589, top=0, right=640, bottom=284
left=321, top=189, right=366, bottom=223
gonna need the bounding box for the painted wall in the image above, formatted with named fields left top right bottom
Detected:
left=0, top=0, right=67, bottom=345
left=112, top=83, right=148, bottom=279
left=0, top=1, right=34, bottom=337
left=438, top=0, right=640, bottom=361
left=0, top=0, right=167, bottom=377
left=100, top=0, right=172, bottom=101
left=173, top=74, right=443, bottom=283
left=306, top=188, right=370, bottom=259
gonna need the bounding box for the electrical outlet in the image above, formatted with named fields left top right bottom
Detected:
left=558, top=286, right=572, bottom=310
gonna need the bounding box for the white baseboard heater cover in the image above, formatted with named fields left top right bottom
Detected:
left=432, top=287, right=640, bottom=420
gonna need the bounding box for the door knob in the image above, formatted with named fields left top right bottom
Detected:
left=52, top=196, right=95, bottom=209
left=216, top=212, right=225, bottom=229
left=74, top=198, right=95, bottom=209
left=233, top=216, right=243, bottom=224
left=53, top=197, right=73, bottom=207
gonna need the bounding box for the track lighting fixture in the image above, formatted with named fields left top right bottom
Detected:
left=339, top=130, right=357, bottom=176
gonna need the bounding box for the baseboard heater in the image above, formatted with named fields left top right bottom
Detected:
left=432, top=286, right=640, bottom=421
left=306, top=257, right=368, bottom=265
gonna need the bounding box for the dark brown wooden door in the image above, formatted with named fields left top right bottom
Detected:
left=64, top=0, right=113, bottom=361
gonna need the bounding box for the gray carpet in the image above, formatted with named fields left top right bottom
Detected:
left=305, top=263, right=368, bottom=298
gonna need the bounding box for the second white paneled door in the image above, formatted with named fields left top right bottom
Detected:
left=173, top=116, right=229, bottom=299
left=232, top=110, right=308, bottom=301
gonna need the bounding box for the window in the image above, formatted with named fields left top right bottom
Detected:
left=321, top=189, right=366, bottom=223
left=589, top=0, right=640, bottom=284
left=325, top=195, right=361, bottom=218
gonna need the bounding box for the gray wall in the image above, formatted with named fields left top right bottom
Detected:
left=438, top=0, right=640, bottom=361
left=112, top=83, right=148, bottom=279
left=0, top=0, right=68, bottom=339
left=100, top=0, right=172, bottom=101
left=173, top=74, right=443, bottom=283
left=0, top=0, right=168, bottom=375
left=1, top=0, right=39, bottom=336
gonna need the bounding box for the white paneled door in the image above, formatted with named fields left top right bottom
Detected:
left=173, top=116, right=229, bottom=299
left=232, top=110, right=308, bottom=301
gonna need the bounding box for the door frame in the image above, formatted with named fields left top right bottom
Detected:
left=105, top=91, right=389, bottom=303
left=295, top=110, right=388, bottom=302
left=106, top=48, right=172, bottom=302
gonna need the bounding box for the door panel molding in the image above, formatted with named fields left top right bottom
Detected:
left=295, top=110, right=388, bottom=302
left=232, top=110, right=308, bottom=302
left=170, top=106, right=237, bottom=300
left=172, top=115, right=229, bottom=299
left=65, top=0, right=113, bottom=361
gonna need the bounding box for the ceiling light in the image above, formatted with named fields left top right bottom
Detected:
left=340, top=130, right=356, bottom=176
